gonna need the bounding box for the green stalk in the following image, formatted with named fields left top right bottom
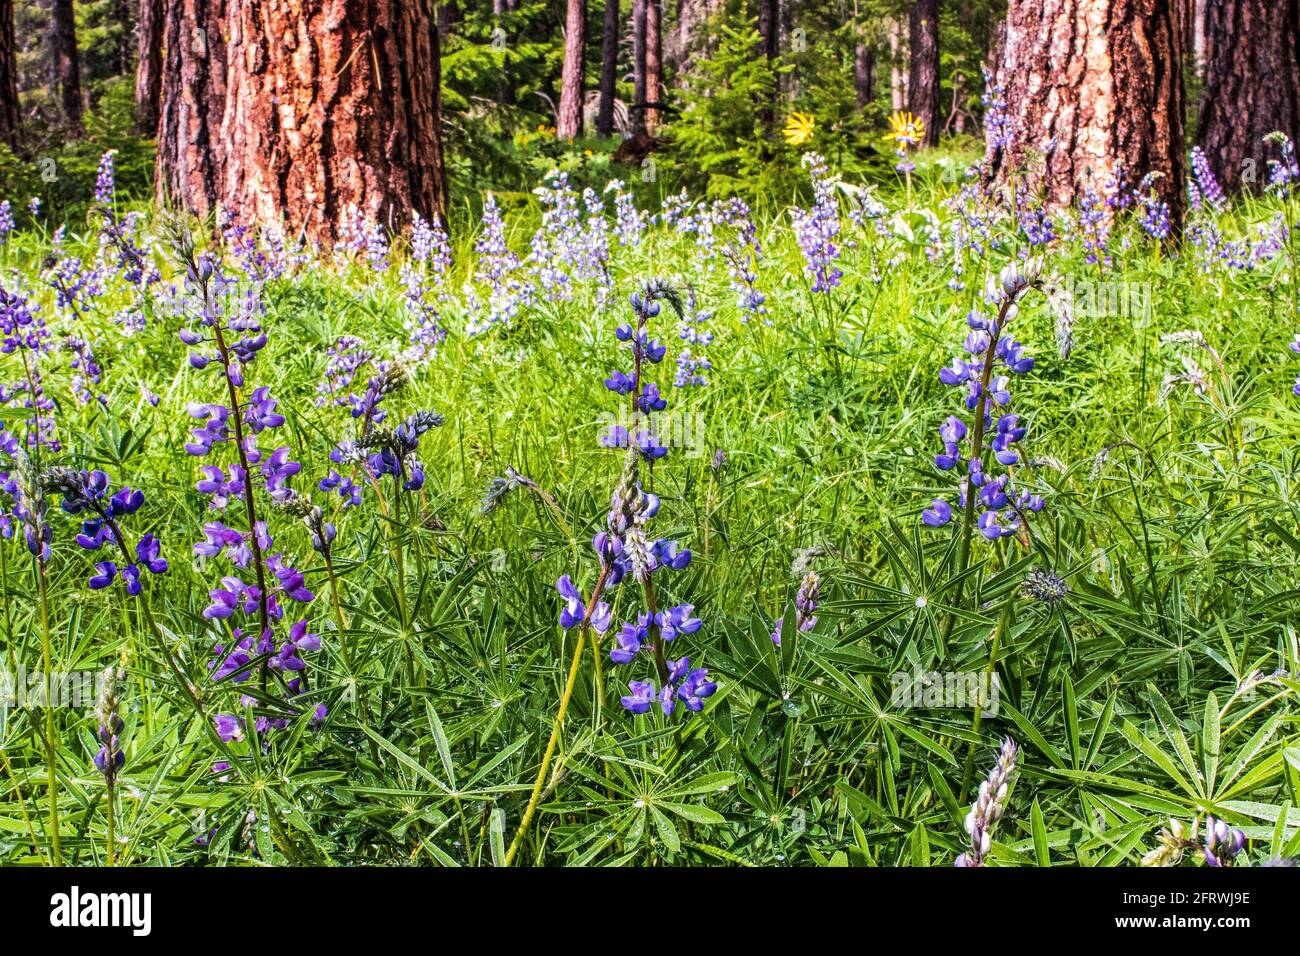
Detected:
left=36, top=559, right=60, bottom=865
left=505, top=566, right=610, bottom=866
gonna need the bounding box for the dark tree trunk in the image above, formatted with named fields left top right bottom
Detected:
left=757, top=0, right=779, bottom=127
left=644, top=0, right=661, bottom=132
left=889, top=17, right=907, bottom=111
left=51, top=0, right=83, bottom=134
left=493, top=0, right=515, bottom=105
left=113, top=0, right=134, bottom=75
left=989, top=0, right=1186, bottom=229
left=596, top=0, right=619, bottom=136
left=1198, top=0, right=1300, bottom=192
left=135, top=0, right=164, bottom=134
left=669, top=0, right=709, bottom=72
left=0, top=0, right=18, bottom=149
left=220, top=0, right=448, bottom=245
left=907, top=0, right=939, bottom=147
left=156, top=0, right=226, bottom=213
left=557, top=0, right=585, bottom=139
left=631, top=0, right=646, bottom=134
left=854, top=42, right=876, bottom=108
left=159, top=0, right=448, bottom=247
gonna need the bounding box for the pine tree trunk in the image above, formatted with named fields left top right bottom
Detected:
left=854, top=42, right=876, bottom=108
left=631, top=0, right=646, bottom=135
left=135, top=0, right=164, bottom=134
left=557, top=0, right=586, bottom=139
left=989, top=0, right=1186, bottom=229
left=0, top=0, right=18, bottom=149
left=1198, top=0, right=1300, bottom=192
left=493, top=0, right=515, bottom=106
left=907, top=0, right=939, bottom=147
left=757, top=0, right=779, bottom=128
left=51, top=0, right=83, bottom=134
left=156, top=0, right=226, bottom=214
left=218, top=0, right=448, bottom=245
left=644, top=0, right=661, bottom=132
left=596, top=0, right=619, bottom=137
left=889, top=18, right=908, bottom=112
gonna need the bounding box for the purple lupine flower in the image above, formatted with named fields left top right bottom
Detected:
left=93, top=667, right=126, bottom=782
left=676, top=667, right=717, bottom=711
left=927, top=261, right=1046, bottom=541
left=93, top=150, right=117, bottom=207
left=1190, top=147, right=1226, bottom=210
left=955, top=737, right=1018, bottom=867
left=1202, top=816, right=1247, bottom=868
left=466, top=193, right=532, bottom=335
left=791, top=153, right=843, bottom=293
left=621, top=680, right=656, bottom=714
left=772, top=571, right=819, bottom=645
left=982, top=70, right=1011, bottom=151
left=41, top=467, right=168, bottom=594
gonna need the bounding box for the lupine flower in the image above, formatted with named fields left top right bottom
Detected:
left=1190, top=146, right=1226, bottom=210
left=41, top=467, right=169, bottom=594
left=791, top=153, right=843, bottom=293
left=927, top=261, right=1046, bottom=541
left=465, top=193, right=532, bottom=335
left=93, top=150, right=117, bottom=207
left=1202, top=816, right=1247, bottom=867
left=1021, top=567, right=1068, bottom=604
left=591, top=280, right=715, bottom=715
left=772, top=571, right=819, bottom=645
left=93, top=666, right=126, bottom=782
left=981, top=70, right=1011, bottom=151
left=334, top=205, right=390, bottom=271
left=955, top=737, right=1018, bottom=867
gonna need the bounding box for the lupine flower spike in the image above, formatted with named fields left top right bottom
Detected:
left=955, top=737, right=1018, bottom=867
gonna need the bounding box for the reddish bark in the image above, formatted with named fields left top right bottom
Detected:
left=1198, top=0, right=1300, bottom=192
left=135, top=0, right=164, bottom=134
left=907, top=0, right=940, bottom=147
left=988, top=0, right=1186, bottom=229
left=557, top=0, right=586, bottom=140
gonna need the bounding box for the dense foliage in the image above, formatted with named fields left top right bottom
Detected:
left=2, top=133, right=1299, bottom=867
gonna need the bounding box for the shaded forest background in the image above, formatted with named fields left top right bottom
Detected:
left=0, top=1, right=1293, bottom=237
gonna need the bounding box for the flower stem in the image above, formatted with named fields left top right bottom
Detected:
left=505, top=566, right=609, bottom=866
left=36, top=558, right=60, bottom=865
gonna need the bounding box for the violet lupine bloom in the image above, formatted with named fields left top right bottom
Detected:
left=93, top=667, right=126, bottom=782
left=593, top=281, right=717, bottom=716
left=982, top=70, right=1012, bottom=151
left=0, top=200, right=13, bottom=241
left=93, top=149, right=117, bottom=207
left=1290, top=334, right=1300, bottom=398
left=465, top=193, right=532, bottom=335
left=1077, top=188, right=1111, bottom=268
left=1, top=278, right=59, bottom=451
left=673, top=289, right=713, bottom=388
left=927, top=261, right=1046, bottom=540
left=1136, top=173, right=1172, bottom=240
left=1267, top=133, right=1300, bottom=188
left=955, top=737, right=1018, bottom=867
left=409, top=210, right=453, bottom=278
left=607, top=180, right=647, bottom=247
left=334, top=205, right=390, bottom=271
left=172, top=244, right=323, bottom=739
left=64, top=335, right=107, bottom=406
left=42, top=466, right=168, bottom=595
left=772, top=571, right=819, bottom=646
left=791, top=153, right=844, bottom=293
left=1201, top=816, right=1247, bottom=868
left=1189, top=146, right=1227, bottom=211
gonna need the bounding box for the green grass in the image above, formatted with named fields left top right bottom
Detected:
left=1, top=165, right=1299, bottom=867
